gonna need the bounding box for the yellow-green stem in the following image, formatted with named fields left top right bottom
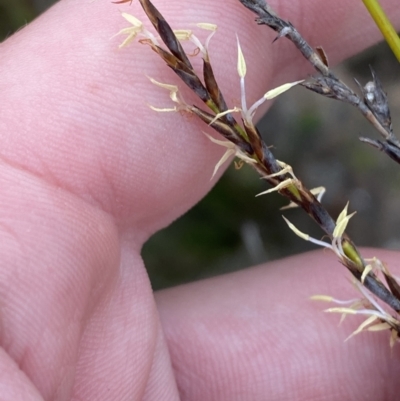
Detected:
left=362, top=0, right=400, bottom=63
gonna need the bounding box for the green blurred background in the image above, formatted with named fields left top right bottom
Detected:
left=2, top=1, right=400, bottom=290
left=0, top=0, right=53, bottom=34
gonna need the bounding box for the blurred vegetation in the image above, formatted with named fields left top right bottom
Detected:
left=2, top=1, right=400, bottom=290
left=0, top=0, right=55, bottom=41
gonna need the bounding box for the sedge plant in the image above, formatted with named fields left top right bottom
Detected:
left=114, top=0, right=400, bottom=347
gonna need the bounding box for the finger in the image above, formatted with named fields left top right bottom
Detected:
left=0, top=161, right=180, bottom=400
left=156, top=249, right=400, bottom=401
left=0, top=348, right=45, bottom=401
left=69, top=246, right=180, bottom=401
left=0, top=161, right=115, bottom=398
left=1, top=0, right=399, bottom=242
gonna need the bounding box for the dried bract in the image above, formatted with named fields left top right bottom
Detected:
left=239, top=0, right=400, bottom=164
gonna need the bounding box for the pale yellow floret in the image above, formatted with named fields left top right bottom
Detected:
left=209, top=107, right=241, bottom=125
left=281, top=186, right=325, bottom=210
left=115, top=13, right=144, bottom=48
left=196, top=23, right=218, bottom=31
left=368, top=322, right=392, bottom=332
left=262, top=168, right=292, bottom=179
left=203, top=133, right=256, bottom=178
left=345, top=315, right=378, bottom=341
left=310, top=295, right=335, bottom=302
left=236, top=38, right=247, bottom=78
left=282, top=216, right=310, bottom=241
left=336, top=201, right=349, bottom=225
left=333, top=202, right=356, bottom=238
left=118, top=27, right=138, bottom=36
left=361, top=264, right=373, bottom=283
left=147, top=77, right=186, bottom=110
left=276, top=160, right=290, bottom=169
left=149, top=105, right=178, bottom=112
left=245, top=80, right=306, bottom=124
left=173, top=29, right=193, bottom=40
left=117, top=30, right=139, bottom=48
left=121, top=13, right=143, bottom=27
left=212, top=150, right=235, bottom=178
left=333, top=210, right=356, bottom=238
left=263, top=161, right=295, bottom=180
left=256, top=178, right=295, bottom=197
left=147, top=77, right=191, bottom=113
left=263, top=80, right=304, bottom=100
left=282, top=199, right=358, bottom=253
left=187, top=23, right=218, bottom=56
left=325, top=307, right=358, bottom=315
left=310, top=186, right=326, bottom=201
left=148, top=77, right=179, bottom=93
left=339, top=301, right=364, bottom=325
left=339, top=301, right=400, bottom=346
left=313, top=279, right=400, bottom=344
left=343, top=301, right=364, bottom=318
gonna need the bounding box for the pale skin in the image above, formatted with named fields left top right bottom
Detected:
left=1, top=0, right=400, bottom=400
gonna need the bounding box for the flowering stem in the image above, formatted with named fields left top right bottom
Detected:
left=117, top=0, right=400, bottom=339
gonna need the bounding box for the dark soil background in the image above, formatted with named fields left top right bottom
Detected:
left=2, top=0, right=400, bottom=290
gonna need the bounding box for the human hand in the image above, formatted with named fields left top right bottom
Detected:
left=0, top=0, right=399, bottom=400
